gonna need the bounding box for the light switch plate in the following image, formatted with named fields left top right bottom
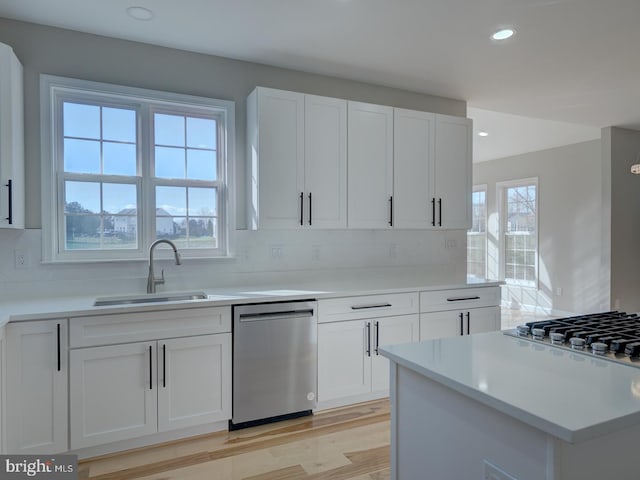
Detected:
left=484, top=460, right=518, bottom=480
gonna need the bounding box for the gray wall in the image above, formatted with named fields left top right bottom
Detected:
left=602, top=127, right=640, bottom=312
left=473, top=140, right=606, bottom=314
left=0, top=17, right=464, bottom=230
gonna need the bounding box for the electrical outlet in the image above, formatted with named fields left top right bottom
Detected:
left=483, top=461, right=517, bottom=480
left=389, top=243, right=398, bottom=259
left=270, top=245, right=284, bottom=259
left=311, top=245, right=320, bottom=261
left=555, top=287, right=563, bottom=296
left=445, top=238, right=457, bottom=249
left=14, top=249, right=27, bottom=268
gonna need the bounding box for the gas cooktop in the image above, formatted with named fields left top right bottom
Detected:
left=504, top=311, right=640, bottom=369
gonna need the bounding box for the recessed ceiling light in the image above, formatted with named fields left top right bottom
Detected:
left=126, top=6, right=154, bottom=21
left=491, top=28, right=515, bottom=41
left=478, top=131, right=489, bottom=137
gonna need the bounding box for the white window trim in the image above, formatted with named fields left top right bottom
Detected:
left=468, top=184, right=488, bottom=278
left=40, top=75, right=235, bottom=263
left=497, top=177, right=539, bottom=288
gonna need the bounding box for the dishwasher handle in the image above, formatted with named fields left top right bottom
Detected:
left=239, top=309, right=314, bottom=323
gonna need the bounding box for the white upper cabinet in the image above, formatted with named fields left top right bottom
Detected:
left=247, top=87, right=347, bottom=229
left=304, top=94, right=347, bottom=228
left=434, top=114, right=472, bottom=229
left=0, top=42, right=24, bottom=229
left=248, top=87, right=304, bottom=229
left=347, top=101, right=394, bottom=229
left=393, top=108, right=436, bottom=229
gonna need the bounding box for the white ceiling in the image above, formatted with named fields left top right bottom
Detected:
left=0, top=0, right=634, bottom=160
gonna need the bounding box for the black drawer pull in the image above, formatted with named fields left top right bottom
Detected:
left=351, top=303, right=392, bottom=310
left=446, top=296, right=481, bottom=302
left=6, top=179, right=12, bottom=225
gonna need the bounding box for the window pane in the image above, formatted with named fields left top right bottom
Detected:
left=155, top=146, right=186, bottom=179
left=65, top=215, right=101, bottom=249
left=103, top=107, right=136, bottom=142
left=157, top=217, right=186, bottom=245
left=187, top=117, right=216, bottom=149
left=187, top=149, right=216, bottom=180
left=103, top=183, right=137, bottom=215
left=64, top=138, right=100, bottom=173
left=187, top=217, right=217, bottom=248
left=103, top=142, right=137, bottom=176
left=64, top=102, right=100, bottom=139
left=155, top=113, right=185, bottom=146
left=111, top=215, right=138, bottom=246
left=156, top=186, right=186, bottom=216
left=188, top=187, right=216, bottom=216
left=65, top=181, right=100, bottom=214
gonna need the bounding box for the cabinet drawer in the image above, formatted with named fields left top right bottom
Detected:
left=318, top=292, right=418, bottom=323
left=420, top=287, right=500, bottom=313
left=70, top=306, right=231, bottom=348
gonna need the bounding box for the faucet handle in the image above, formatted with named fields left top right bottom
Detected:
left=158, top=269, right=165, bottom=286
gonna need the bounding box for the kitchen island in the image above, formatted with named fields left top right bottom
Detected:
left=380, top=331, right=640, bottom=480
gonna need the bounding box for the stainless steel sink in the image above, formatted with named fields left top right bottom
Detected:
left=94, top=291, right=208, bottom=307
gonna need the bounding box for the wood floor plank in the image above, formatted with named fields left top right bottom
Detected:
left=80, top=399, right=391, bottom=480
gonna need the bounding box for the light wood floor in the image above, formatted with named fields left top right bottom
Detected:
left=78, top=400, right=391, bottom=480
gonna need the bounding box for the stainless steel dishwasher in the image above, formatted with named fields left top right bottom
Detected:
left=231, top=300, right=317, bottom=429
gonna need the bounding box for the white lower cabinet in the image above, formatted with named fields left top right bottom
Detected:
left=0, top=325, right=5, bottom=454
left=318, top=315, right=419, bottom=403
left=70, top=333, right=231, bottom=449
left=420, top=306, right=500, bottom=341
left=6, top=320, right=69, bottom=454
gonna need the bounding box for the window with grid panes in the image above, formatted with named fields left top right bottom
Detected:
left=42, top=76, right=234, bottom=262
left=502, top=181, right=537, bottom=286
left=467, top=186, right=487, bottom=278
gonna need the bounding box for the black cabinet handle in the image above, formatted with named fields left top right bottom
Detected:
left=366, top=322, right=371, bottom=357
left=431, top=198, right=436, bottom=227
left=466, top=312, right=470, bottom=335
left=149, top=345, right=153, bottom=390
left=447, top=296, right=481, bottom=302
left=6, top=179, right=12, bottom=225
left=162, top=344, right=166, bottom=388
left=438, top=198, right=442, bottom=227
left=308, top=192, right=312, bottom=226
left=351, top=303, right=392, bottom=310
left=459, top=312, right=464, bottom=336
left=389, top=196, right=393, bottom=226
left=57, top=323, right=61, bottom=372
left=299, top=192, right=304, bottom=226
left=374, top=321, right=380, bottom=355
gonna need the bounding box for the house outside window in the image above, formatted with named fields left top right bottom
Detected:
left=499, top=178, right=538, bottom=286
left=41, top=75, right=234, bottom=262
left=467, top=185, right=487, bottom=279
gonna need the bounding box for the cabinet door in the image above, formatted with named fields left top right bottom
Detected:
left=158, top=334, right=231, bottom=432
left=70, top=342, right=157, bottom=449
left=318, top=320, right=372, bottom=402
left=249, top=87, right=305, bottom=229
left=419, top=311, right=463, bottom=341
left=6, top=320, right=68, bottom=454
left=434, top=114, right=472, bottom=229
left=468, top=306, right=501, bottom=335
left=347, top=101, right=393, bottom=228
left=371, top=315, right=420, bottom=392
left=0, top=43, right=24, bottom=229
left=393, top=108, right=436, bottom=229
left=0, top=326, right=5, bottom=454
left=304, top=94, right=347, bottom=228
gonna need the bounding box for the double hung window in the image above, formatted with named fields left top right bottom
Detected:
left=42, top=76, right=234, bottom=262
left=500, top=179, right=538, bottom=286
left=467, top=186, right=487, bottom=279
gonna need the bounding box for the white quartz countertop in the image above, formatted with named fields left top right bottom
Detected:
left=0, top=276, right=501, bottom=328
left=380, top=332, right=640, bottom=443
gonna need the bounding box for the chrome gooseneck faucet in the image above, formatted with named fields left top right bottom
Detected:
left=147, top=239, right=181, bottom=294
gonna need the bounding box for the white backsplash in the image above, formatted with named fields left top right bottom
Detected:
left=0, top=228, right=467, bottom=301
